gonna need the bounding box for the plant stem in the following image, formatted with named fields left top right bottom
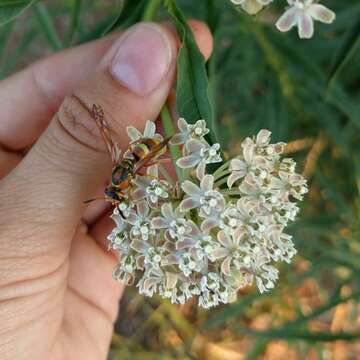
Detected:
left=142, top=0, right=163, bottom=21
left=214, top=177, right=229, bottom=188
left=213, top=162, right=230, bottom=181
left=221, top=189, right=241, bottom=196
left=160, top=104, right=183, bottom=181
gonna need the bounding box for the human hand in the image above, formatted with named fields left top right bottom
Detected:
left=0, top=21, right=212, bottom=360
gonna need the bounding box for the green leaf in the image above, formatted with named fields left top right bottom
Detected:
left=235, top=326, right=360, bottom=342
left=102, top=0, right=147, bottom=36
left=33, top=2, right=63, bottom=51
left=0, top=0, right=35, bottom=26
left=328, top=18, right=360, bottom=87
left=64, top=0, right=83, bottom=46
left=164, top=0, right=216, bottom=143
left=0, top=28, right=36, bottom=78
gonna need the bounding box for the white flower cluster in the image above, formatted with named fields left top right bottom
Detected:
left=230, top=0, right=336, bottom=39
left=108, top=119, right=307, bottom=308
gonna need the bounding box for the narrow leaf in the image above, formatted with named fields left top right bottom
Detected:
left=0, top=0, right=35, bottom=25
left=164, top=0, right=216, bottom=143
left=33, top=2, right=63, bottom=51
left=102, top=0, right=147, bottom=36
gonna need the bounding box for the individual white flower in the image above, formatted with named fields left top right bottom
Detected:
left=107, top=208, right=130, bottom=251
left=126, top=120, right=163, bottom=142
left=130, top=239, right=165, bottom=270
left=276, top=0, right=336, bottom=39
left=231, top=0, right=274, bottom=15
left=273, top=201, right=300, bottom=225
left=170, top=118, right=209, bottom=145
left=113, top=254, right=137, bottom=285
left=177, top=139, right=222, bottom=179
left=228, top=139, right=268, bottom=188
left=151, top=203, right=192, bottom=242
left=116, top=199, right=135, bottom=219
left=198, top=272, right=222, bottom=308
left=179, top=175, right=225, bottom=216
left=179, top=281, right=201, bottom=300
left=132, top=165, right=169, bottom=206
left=113, top=266, right=135, bottom=286
left=255, top=262, right=279, bottom=293
left=270, top=171, right=308, bottom=201
left=138, top=268, right=178, bottom=298
left=107, top=225, right=130, bottom=253
left=176, top=221, right=219, bottom=263
left=200, top=202, right=242, bottom=233
left=177, top=250, right=205, bottom=276
left=236, top=197, right=265, bottom=236
left=238, top=173, right=268, bottom=209
left=266, top=226, right=297, bottom=263
left=211, top=229, right=251, bottom=276
left=125, top=201, right=155, bottom=241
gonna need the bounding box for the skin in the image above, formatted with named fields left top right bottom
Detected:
left=0, top=21, right=213, bottom=360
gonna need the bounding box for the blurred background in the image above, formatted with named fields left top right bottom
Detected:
left=1, top=0, right=360, bottom=359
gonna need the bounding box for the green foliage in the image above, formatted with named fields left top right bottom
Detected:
left=0, top=0, right=35, bottom=25
left=165, top=0, right=216, bottom=143
left=1, top=0, right=360, bottom=358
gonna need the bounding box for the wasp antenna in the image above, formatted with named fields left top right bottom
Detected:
left=83, top=197, right=105, bottom=204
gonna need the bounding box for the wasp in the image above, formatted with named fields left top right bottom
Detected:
left=85, top=104, right=170, bottom=206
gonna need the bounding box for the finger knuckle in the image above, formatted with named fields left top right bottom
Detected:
left=55, top=94, right=104, bottom=154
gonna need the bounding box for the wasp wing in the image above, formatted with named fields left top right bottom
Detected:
left=91, top=104, right=121, bottom=164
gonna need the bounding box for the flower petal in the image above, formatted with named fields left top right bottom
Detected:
left=196, top=161, right=206, bottom=180
left=161, top=202, right=174, bottom=219
left=177, top=155, right=200, bottom=169
left=163, top=254, right=178, bottom=265
left=131, top=187, right=146, bottom=201
left=309, top=4, right=335, bottom=24
left=165, top=272, right=178, bottom=288
left=178, top=117, right=188, bottom=132
left=176, top=237, right=196, bottom=250
left=217, top=230, right=232, bottom=248
left=256, top=129, right=271, bottom=146
left=179, top=198, right=199, bottom=212
left=181, top=180, right=201, bottom=197
left=210, top=247, right=228, bottom=259
left=227, top=171, right=244, bottom=188
left=221, top=257, right=232, bottom=276
left=130, top=239, right=148, bottom=252
left=230, top=158, right=246, bottom=172
left=201, top=218, right=218, bottom=232
left=125, top=212, right=138, bottom=225
left=137, top=200, right=149, bottom=218
left=127, top=126, right=142, bottom=141
left=242, top=0, right=263, bottom=15
left=201, top=174, right=214, bottom=192
left=276, top=7, right=299, bottom=33
left=185, top=138, right=205, bottom=153
left=170, top=133, right=187, bottom=145
left=151, top=217, right=168, bottom=229
left=143, top=120, right=156, bottom=138
left=298, top=11, right=314, bottom=39
left=242, top=138, right=255, bottom=163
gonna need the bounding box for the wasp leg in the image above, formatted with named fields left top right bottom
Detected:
left=141, top=158, right=172, bottom=167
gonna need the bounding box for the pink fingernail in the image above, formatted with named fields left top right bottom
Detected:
left=110, top=24, right=172, bottom=96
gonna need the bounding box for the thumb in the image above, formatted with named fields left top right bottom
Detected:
left=0, top=22, right=179, bottom=260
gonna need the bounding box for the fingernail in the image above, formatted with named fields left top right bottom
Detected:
left=110, top=24, right=173, bottom=96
